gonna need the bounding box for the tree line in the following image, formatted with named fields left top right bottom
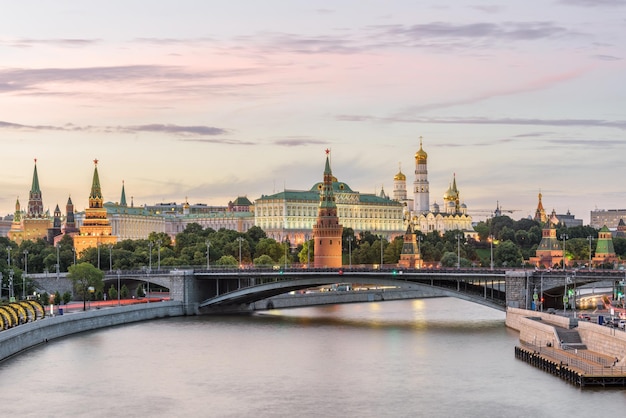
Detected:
left=2, top=216, right=626, bottom=301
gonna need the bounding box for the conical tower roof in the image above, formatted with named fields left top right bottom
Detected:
left=90, top=159, right=102, bottom=200
left=320, top=150, right=337, bottom=209
left=120, top=181, right=127, bottom=206
left=31, top=159, right=41, bottom=194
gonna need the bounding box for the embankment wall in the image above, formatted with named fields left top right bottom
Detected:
left=0, top=301, right=185, bottom=362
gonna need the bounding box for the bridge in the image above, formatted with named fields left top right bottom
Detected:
left=28, top=268, right=626, bottom=315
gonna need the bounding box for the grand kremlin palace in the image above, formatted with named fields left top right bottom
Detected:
left=254, top=181, right=404, bottom=247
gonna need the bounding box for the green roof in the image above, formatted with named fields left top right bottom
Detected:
left=256, top=184, right=401, bottom=207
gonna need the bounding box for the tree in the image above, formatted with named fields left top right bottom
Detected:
left=298, top=239, right=314, bottom=265
left=107, top=284, right=118, bottom=301
left=40, top=292, right=50, bottom=305
left=216, top=255, right=238, bottom=266
left=253, top=254, right=275, bottom=267
left=62, top=291, right=72, bottom=305
left=54, top=290, right=61, bottom=305
left=120, top=284, right=130, bottom=299
left=68, top=263, right=104, bottom=311
left=494, top=240, right=523, bottom=267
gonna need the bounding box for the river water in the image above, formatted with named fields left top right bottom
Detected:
left=1, top=297, right=625, bottom=417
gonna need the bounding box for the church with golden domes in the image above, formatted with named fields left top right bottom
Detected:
left=392, top=138, right=473, bottom=235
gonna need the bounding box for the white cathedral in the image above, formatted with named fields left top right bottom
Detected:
left=393, top=137, right=473, bottom=235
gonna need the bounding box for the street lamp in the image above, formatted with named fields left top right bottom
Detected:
left=560, top=233, right=568, bottom=271
left=306, top=234, right=310, bottom=268
left=157, top=240, right=161, bottom=270
left=237, top=237, right=244, bottom=268
left=109, top=244, right=113, bottom=272
left=417, top=235, right=423, bottom=269
left=206, top=240, right=211, bottom=270
left=284, top=239, right=288, bottom=270
left=456, top=234, right=462, bottom=269
left=380, top=236, right=384, bottom=268
left=56, top=244, right=60, bottom=279
left=348, top=236, right=353, bottom=269
left=587, top=235, right=593, bottom=271
left=489, top=234, right=494, bottom=270
left=9, top=269, right=14, bottom=301
left=148, top=241, right=153, bottom=272
left=116, top=269, right=121, bottom=306
left=23, top=250, right=28, bottom=300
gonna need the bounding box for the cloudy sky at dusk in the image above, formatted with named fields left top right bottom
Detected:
left=1, top=0, right=625, bottom=224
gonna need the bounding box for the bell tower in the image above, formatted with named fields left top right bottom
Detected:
left=413, top=137, right=429, bottom=214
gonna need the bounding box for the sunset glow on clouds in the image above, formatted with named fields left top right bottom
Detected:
left=1, top=0, right=625, bottom=223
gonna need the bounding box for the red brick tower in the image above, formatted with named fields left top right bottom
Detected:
left=313, top=149, right=343, bottom=268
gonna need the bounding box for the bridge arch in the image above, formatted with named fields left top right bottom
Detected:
left=199, top=274, right=507, bottom=313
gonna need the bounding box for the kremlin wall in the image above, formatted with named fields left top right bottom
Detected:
left=1, top=140, right=620, bottom=268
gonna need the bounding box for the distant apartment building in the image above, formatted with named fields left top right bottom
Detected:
left=590, top=209, right=626, bottom=229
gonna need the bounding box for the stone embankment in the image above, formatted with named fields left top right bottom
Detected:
left=507, top=307, right=626, bottom=386
left=0, top=301, right=185, bottom=362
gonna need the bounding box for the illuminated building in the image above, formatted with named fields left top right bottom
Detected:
left=73, top=160, right=117, bottom=256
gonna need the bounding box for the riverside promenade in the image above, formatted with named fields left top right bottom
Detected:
left=0, top=300, right=185, bottom=362
left=507, top=307, right=626, bottom=387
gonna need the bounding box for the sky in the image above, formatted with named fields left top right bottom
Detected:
left=1, top=0, right=625, bottom=225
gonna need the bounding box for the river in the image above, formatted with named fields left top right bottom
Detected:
left=0, top=297, right=624, bottom=417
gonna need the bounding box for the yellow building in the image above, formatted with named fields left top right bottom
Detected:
left=73, top=160, right=117, bottom=256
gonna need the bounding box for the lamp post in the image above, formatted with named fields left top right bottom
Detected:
left=284, top=239, right=288, bottom=270
left=148, top=241, right=153, bottom=272
left=237, top=237, right=244, bottom=268
left=56, top=244, right=60, bottom=279
left=348, top=236, right=353, bottom=269
left=206, top=240, right=211, bottom=270
left=156, top=240, right=161, bottom=270
left=7, top=246, right=11, bottom=269
left=587, top=235, right=593, bottom=271
left=380, top=236, right=384, bottom=268
left=109, top=244, right=113, bottom=272
left=9, top=269, right=14, bottom=301
left=97, top=241, right=101, bottom=270
left=23, top=250, right=28, bottom=300
left=489, top=234, right=494, bottom=270
left=560, top=233, right=568, bottom=271
left=117, top=269, right=121, bottom=306
left=145, top=270, right=150, bottom=303
left=417, top=235, right=423, bottom=269
left=456, top=234, right=461, bottom=269
left=306, top=235, right=310, bottom=268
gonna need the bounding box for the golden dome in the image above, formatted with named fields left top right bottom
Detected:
left=394, top=163, right=406, bottom=181
left=414, top=136, right=427, bottom=162
left=394, top=171, right=406, bottom=181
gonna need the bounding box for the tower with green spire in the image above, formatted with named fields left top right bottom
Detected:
left=73, top=159, right=117, bottom=256
left=120, top=181, right=127, bottom=207
left=313, top=149, right=343, bottom=268
left=28, top=159, right=44, bottom=217
left=7, top=160, right=52, bottom=244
